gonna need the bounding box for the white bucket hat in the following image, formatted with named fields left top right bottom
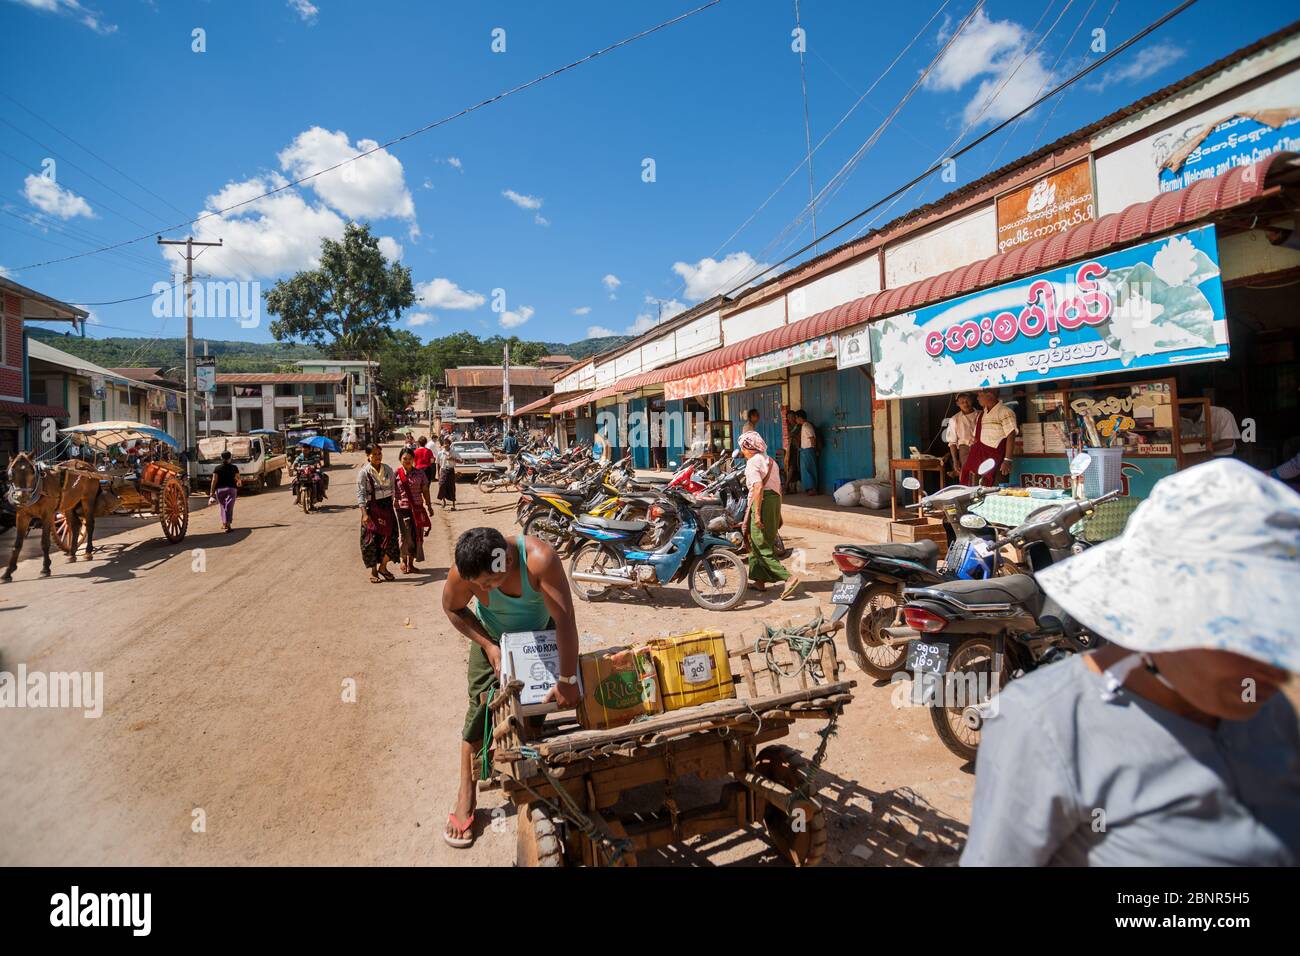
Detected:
left=1036, top=459, right=1300, bottom=673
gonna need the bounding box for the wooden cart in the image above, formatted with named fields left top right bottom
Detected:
left=55, top=422, right=191, bottom=548
left=484, top=622, right=854, bottom=867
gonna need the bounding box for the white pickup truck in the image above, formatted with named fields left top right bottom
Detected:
left=196, top=434, right=289, bottom=492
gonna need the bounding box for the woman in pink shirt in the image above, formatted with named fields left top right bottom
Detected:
left=739, top=431, right=800, bottom=599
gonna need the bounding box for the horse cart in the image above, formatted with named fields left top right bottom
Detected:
left=483, top=620, right=854, bottom=867
left=55, top=421, right=191, bottom=550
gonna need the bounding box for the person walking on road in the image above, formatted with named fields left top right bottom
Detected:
left=357, top=443, right=399, bottom=583
left=414, top=434, right=436, bottom=486
left=795, top=410, right=818, bottom=496
left=739, top=430, right=800, bottom=600
left=440, top=527, right=580, bottom=849
left=436, top=437, right=457, bottom=510
left=208, top=450, right=240, bottom=533
left=395, top=448, right=432, bottom=574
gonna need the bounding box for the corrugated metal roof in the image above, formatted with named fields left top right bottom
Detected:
left=660, top=153, right=1297, bottom=385
left=215, top=373, right=346, bottom=385
left=0, top=399, right=70, bottom=419
left=444, top=366, right=556, bottom=387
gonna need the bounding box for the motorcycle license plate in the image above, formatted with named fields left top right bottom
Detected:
left=831, top=577, right=863, bottom=604
left=906, top=639, right=950, bottom=676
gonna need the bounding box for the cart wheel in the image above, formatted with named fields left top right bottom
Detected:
left=159, top=478, right=189, bottom=543
left=54, top=510, right=77, bottom=553
left=516, top=804, right=566, bottom=867
left=752, top=744, right=827, bottom=867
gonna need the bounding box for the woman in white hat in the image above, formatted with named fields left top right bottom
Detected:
left=961, top=459, right=1300, bottom=866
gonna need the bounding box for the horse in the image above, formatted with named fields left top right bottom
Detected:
left=3, top=452, right=107, bottom=581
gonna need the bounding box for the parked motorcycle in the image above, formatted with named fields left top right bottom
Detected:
left=828, top=459, right=999, bottom=679
left=568, top=485, right=748, bottom=611
left=888, top=455, right=1120, bottom=761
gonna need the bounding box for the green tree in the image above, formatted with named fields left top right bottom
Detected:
left=265, top=222, right=415, bottom=357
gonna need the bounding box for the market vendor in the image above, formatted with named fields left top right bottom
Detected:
left=960, top=389, right=1018, bottom=487
left=439, top=527, right=580, bottom=851
left=945, top=392, right=979, bottom=478
left=1179, top=400, right=1240, bottom=458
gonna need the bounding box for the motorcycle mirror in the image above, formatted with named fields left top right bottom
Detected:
left=959, top=513, right=988, bottom=530
left=1069, top=452, right=1092, bottom=476
left=977, top=458, right=997, bottom=476
left=901, top=476, right=921, bottom=491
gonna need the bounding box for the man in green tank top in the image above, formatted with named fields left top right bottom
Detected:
left=440, top=526, right=580, bottom=849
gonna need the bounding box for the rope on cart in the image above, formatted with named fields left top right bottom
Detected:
left=515, top=755, right=636, bottom=867
left=480, top=688, right=495, bottom=780
left=755, top=613, right=833, bottom=682
left=794, top=712, right=840, bottom=803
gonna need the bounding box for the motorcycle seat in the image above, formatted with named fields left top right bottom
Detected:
left=838, top=540, right=940, bottom=570
left=634, top=476, right=671, bottom=485
left=927, top=574, right=1042, bottom=615
left=576, top=515, right=650, bottom=533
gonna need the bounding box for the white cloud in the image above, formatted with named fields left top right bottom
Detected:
left=534, top=214, right=550, bottom=227
left=11, top=0, right=116, bottom=34
left=447, top=157, right=463, bottom=170
left=672, top=251, right=767, bottom=301
left=377, top=236, right=403, bottom=262
left=0, top=265, right=9, bottom=278
left=1086, top=42, right=1186, bottom=92
left=925, top=9, right=1055, bottom=127
left=602, top=273, right=621, bottom=291
left=422, top=179, right=433, bottom=190
left=572, top=306, right=591, bottom=316
left=407, top=222, right=421, bottom=242
left=645, top=296, right=687, bottom=321
left=22, top=174, right=94, bottom=219
left=278, top=127, right=415, bottom=220
left=586, top=325, right=618, bottom=338
left=287, top=0, right=318, bottom=24
left=502, top=189, right=542, bottom=211
left=499, top=305, right=534, bottom=330
left=406, top=312, right=437, bottom=328
left=416, top=277, right=485, bottom=311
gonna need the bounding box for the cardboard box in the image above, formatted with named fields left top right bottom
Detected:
left=576, top=646, right=662, bottom=730
left=499, top=630, right=572, bottom=715
left=643, top=630, right=735, bottom=712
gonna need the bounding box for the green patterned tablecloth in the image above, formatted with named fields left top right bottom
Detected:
left=970, top=493, right=1141, bottom=542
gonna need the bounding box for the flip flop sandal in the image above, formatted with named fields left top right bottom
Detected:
left=379, top=568, right=396, bottom=581
left=369, top=573, right=383, bottom=584
left=779, top=576, right=803, bottom=600
left=444, top=811, right=474, bottom=849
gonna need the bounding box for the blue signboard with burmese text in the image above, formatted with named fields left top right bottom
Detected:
left=871, top=225, right=1229, bottom=401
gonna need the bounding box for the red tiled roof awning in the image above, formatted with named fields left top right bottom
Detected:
left=0, top=400, right=71, bottom=419
left=514, top=393, right=555, bottom=415
left=654, top=152, right=1298, bottom=388
left=551, top=390, right=599, bottom=414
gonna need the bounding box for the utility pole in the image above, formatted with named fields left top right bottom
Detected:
left=158, top=235, right=222, bottom=483
left=203, top=340, right=211, bottom=439
left=502, top=340, right=512, bottom=434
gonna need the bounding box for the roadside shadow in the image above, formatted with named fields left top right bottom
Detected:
left=53, top=527, right=256, bottom=583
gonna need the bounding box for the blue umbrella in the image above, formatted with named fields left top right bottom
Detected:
left=298, top=435, right=339, bottom=452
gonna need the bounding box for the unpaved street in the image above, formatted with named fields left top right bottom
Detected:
left=1, top=445, right=973, bottom=866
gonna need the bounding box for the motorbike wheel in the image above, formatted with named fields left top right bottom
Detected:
left=687, top=549, right=747, bottom=611
left=846, top=583, right=909, bottom=681
left=476, top=472, right=493, bottom=492
left=569, top=542, right=626, bottom=602
left=523, top=511, right=569, bottom=552
left=930, top=636, right=998, bottom=764
left=300, top=487, right=310, bottom=515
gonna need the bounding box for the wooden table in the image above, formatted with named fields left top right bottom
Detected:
left=889, top=457, right=947, bottom=519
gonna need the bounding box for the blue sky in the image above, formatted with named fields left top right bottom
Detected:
left=1, top=0, right=1296, bottom=349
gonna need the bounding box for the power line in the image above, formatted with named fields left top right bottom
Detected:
left=8, top=0, right=724, bottom=274
left=793, top=0, right=817, bottom=252
left=722, top=0, right=1201, bottom=297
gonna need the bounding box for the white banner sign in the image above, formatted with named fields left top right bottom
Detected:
left=836, top=324, right=872, bottom=370
left=744, top=334, right=836, bottom=377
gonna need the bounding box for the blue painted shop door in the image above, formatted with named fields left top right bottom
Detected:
left=664, top=399, right=685, bottom=464
left=799, top=367, right=874, bottom=494
left=729, top=384, right=785, bottom=481
left=627, top=396, right=650, bottom=469
left=575, top=414, right=595, bottom=448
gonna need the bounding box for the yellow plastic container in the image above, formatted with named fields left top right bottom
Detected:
left=642, top=629, right=735, bottom=712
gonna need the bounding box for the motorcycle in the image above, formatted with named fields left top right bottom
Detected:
left=887, top=454, right=1120, bottom=761
left=568, top=485, right=748, bottom=611
left=292, top=463, right=323, bottom=514
left=517, top=462, right=632, bottom=552
left=828, top=459, right=1001, bottom=680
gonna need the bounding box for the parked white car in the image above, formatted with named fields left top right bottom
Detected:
left=450, top=440, right=495, bottom=476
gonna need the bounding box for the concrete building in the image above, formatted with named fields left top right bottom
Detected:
left=209, top=372, right=348, bottom=433
left=0, top=277, right=85, bottom=459
left=443, top=365, right=554, bottom=422
left=294, top=360, right=380, bottom=422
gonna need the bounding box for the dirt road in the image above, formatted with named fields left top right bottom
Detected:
left=0, top=447, right=973, bottom=866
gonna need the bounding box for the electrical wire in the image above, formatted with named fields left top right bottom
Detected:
left=793, top=0, right=818, bottom=251
left=7, top=0, right=724, bottom=274
left=722, top=0, right=1201, bottom=297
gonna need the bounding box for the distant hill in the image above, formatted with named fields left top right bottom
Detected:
left=28, top=328, right=634, bottom=372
